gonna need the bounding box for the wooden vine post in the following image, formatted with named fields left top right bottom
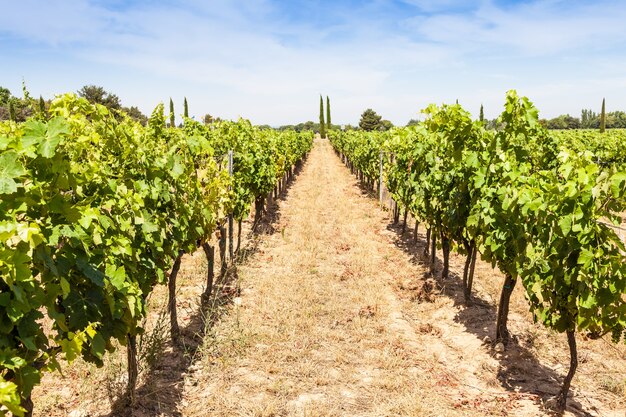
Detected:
left=379, top=150, right=384, bottom=206
left=228, top=150, right=234, bottom=261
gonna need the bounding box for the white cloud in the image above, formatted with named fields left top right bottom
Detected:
left=0, top=0, right=113, bottom=44
left=405, top=0, right=626, bottom=56
left=399, top=0, right=478, bottom=13
left=1, top=0, right=626, bottom=125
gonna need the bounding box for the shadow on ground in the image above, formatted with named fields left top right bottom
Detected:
left=101, top=155, right=308, bottom=417
left=348, top=168, right=597, bottom=417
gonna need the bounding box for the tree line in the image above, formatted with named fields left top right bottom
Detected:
left=329, top=92, right=626, bottom=412
left=492, top=98, right=622, bottom=130
left=311, top=98, right=625, bottom=133
left=0, top=91, right=314, bottom=415
left=0, top=85, right=149, bottom=125
left=280, top=104, right=395, bottom=133
left=0, top=85, right=229, bottom=128
left=7, top=87, right=621, bottom=132
left=540, top=109, right=626, bottom=129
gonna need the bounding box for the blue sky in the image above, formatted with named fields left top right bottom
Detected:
left=1, top=0, right=626, bottom=126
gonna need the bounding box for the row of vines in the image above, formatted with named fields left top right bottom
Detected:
left=0, top=94, right=313, bottom=416
left=329, top=91, right=626, bottom=412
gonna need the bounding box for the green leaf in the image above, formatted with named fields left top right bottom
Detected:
left=0, top=292, right=10, bottom=307
left=78, top=208, right=99, bottom=230
left=15, top=365, right=40, bottom=398
left=171, top=157, right=185, bottom=179
left=39, top=117, right=69, bottom=158
left=579, top=291, right=596, bottom=309
left=610, top=172, right=626, bottom=198
left=20, top=119, right=47, bottom=149
left=59, top=336, right=82, bottom=363
left=60, top=277, right=71, bottom=298
left=90, top=333, right=106, bottom=359
left=47, top=116, right=70, bottom=139
left=0, top=380, right=26, bottom=416
left=558, top=216, right=572, bottom=236
left=106, top=264, right=127, bottom=291
left=22, top=117, right=69, bottom=158
left=577, top=248, right=594, bottom=266
left=142, top=220, right=159, bottom=234
left=0, top=152, right=26, bottom=194
left=76, top=258, right=105, bottom=287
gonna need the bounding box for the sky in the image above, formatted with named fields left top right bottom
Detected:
left=1, top=0, right=626, bottom=126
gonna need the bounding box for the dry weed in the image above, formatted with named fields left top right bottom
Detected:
left=32, top=139, right=626, bottom=417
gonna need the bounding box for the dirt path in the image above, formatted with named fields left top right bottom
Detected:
left=180, top=140, right=625, bottom=417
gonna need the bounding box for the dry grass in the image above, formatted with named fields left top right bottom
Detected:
left=32, top=139, right=626, bottom=416
left=183, top=140, right=465, bottom=416
left=32, top=236, right=239, bottom=416
left=391, top=219, right=626, bottom=416
left=183, top=139, right=626, bottom=416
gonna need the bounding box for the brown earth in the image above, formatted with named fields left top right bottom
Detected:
left=33, top=139, right=626, bottom=416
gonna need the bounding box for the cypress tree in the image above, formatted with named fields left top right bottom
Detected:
left=326, top=96, right=331, bottom=129
left=39, top=95, right=47, bottom=117
left=8, top=100, right=16, bottom=122
left=169, top=98, right=175, bottom=127
left=479, top=104, right=484, bottom=123
left=319, top=95, right=326, bottom=138
left=184, top=97, right=189, bottom=118
left=600, top=98, right=606, bottom=133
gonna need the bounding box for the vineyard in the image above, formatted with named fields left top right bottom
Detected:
left=1, top=90, right=626, bottom=416
left=0, top=94, right=312, bottom=416
left=329, top=91, right=626, bottom=413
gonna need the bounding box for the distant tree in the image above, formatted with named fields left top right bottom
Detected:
left=600, top=98, right=606, bottom=133
left=38, top=95, right=47, bottom=120
left=286, top=121, right=319, bottom=132
left=203, top=114, right=214, bottom=125
left=0, top=88, right=38, bottom=121
left=8, top=99, right=16, bottom=121
left=304, top=121, right=318, bottom=132
left=326, top=96, right=331, bottom=129
left=479, top=104, right=484, bottom=123
left=547, top=118, right=566, bottom=130
left=485, top=118, right=501, bottom=130
left=319, top=95, right=326, bottom=137
left=566, top=115, right=581, bottom=129
left=184, top=97, right=189, bottom=118
left=0, top=86, right=11, bottom=106
left=359, top=108, right=382, bottom=131
left=581, top=109, right=598, bottom=129
left=380, top=119, right=394, bottom=131
left=38, top=95, right=46, bottom=113
left=77, top=85, right=121, bottom=110
left=123, top=106, right=148, bottom=125
left=169, top=98, right=175, bottom=127
left=608, top=110, right=626, bottom=128
left=546, top=114, right=580, bottom=130
left=561, top=115, right=579, bottom=129
left=407, top=119, right=420, bottom=127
